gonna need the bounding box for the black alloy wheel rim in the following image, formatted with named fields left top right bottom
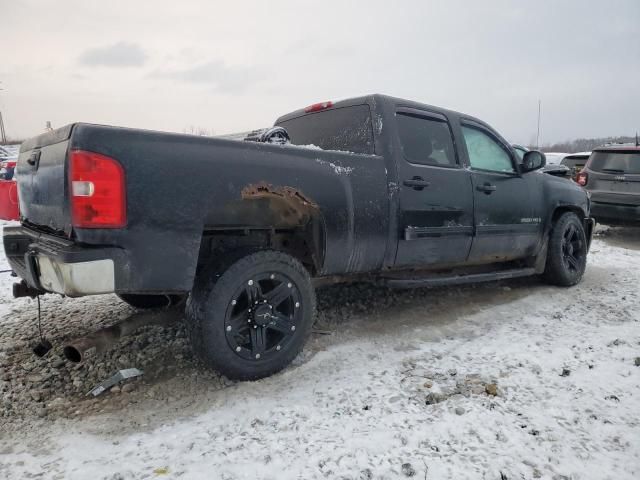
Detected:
left=224, top=272, right=302, bottom=360
left=561, top=223, right=585, bottom=273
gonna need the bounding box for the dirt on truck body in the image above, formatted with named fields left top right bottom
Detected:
left=5, top=94, right=593, bottom=379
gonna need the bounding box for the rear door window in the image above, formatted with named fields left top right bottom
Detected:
left=396, top=113, right=458, bottom=167
left=277, top=105, right=374, bottom=154
left=589, top=151, right=640, bottom=174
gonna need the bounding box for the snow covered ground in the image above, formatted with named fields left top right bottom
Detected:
left=0, top=224, right=639, bottom=480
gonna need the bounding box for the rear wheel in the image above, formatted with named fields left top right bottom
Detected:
left=543, top=212, right=587, bottom=286
left=117, top=293, right=186, bottom=309
left=186, top=250, right=316, bottom=380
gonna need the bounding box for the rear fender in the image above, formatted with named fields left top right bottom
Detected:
left=204, top=182, right=326, bottom=272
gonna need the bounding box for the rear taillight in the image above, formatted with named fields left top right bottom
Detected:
left=304, top=101, right=333, bottom=113
left=576, top=171, right=588, bottom=186
left=69, top=150, right=126, bottom=228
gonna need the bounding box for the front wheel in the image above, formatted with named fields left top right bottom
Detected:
left=186, top=250, right=316, bottom=380
left=543, top=212, right=588, bottom=286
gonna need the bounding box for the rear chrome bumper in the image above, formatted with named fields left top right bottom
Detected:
left=3, top=225, right=122, bottom=297
left=36, top=256, right=115, bottom=296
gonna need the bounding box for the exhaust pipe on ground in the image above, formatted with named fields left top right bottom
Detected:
left=63, top=308, right=180, bottom=363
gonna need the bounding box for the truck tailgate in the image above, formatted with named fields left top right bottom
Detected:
left=16, top=125, right=73, bottom=235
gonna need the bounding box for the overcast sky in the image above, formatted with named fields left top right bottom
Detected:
left=2, top=0, right=638, bottom=145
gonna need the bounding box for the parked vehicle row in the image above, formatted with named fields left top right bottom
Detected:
left=0, top=145, right=20, bottom=221
left=577, top=144, right=640, bottom=225
left=511, top=142, right=640, bottom=225
left=4, top=94, right=594, bottom=379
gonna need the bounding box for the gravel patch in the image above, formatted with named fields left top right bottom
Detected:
left=1, top=276, right=527, bottom=427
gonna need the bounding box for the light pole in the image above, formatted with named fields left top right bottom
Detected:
left=535, top=99, right=541, bottom=149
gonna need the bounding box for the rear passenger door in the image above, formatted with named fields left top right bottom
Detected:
left=394, top=108, right=474, bottom=268
left=460, top=122, right=542, bottom=263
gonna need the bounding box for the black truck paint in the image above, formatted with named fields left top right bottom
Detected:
left=6, top=94, right=592, bottom=295
left=4, top=94, right=595, bottom=379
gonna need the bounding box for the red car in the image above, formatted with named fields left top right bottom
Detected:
left=0, top=146, right=20, bottom=221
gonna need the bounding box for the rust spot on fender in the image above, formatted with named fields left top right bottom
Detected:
left=241, top=182, right=318, bottom=208
left=215, top=182, right=319, bottom=228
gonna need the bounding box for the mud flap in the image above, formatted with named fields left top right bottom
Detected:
left=584, top=218, right=595, bottom=252
left=534, top=237, right=549, bottom=274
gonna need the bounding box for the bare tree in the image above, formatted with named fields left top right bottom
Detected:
left=541, top=136, right=637, bottom=153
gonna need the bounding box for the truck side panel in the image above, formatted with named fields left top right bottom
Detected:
left=68, top=124, right=390, bottom=292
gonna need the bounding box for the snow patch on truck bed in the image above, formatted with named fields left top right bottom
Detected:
left=314, top=158, right=354, bottom=175
left=286, top=143, right=363, bottom=157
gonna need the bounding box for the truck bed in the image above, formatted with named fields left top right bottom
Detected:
left=14, top=123, right=390, bottom=293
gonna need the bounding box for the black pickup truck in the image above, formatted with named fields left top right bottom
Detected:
left=4, top=94, right=594, bottom=379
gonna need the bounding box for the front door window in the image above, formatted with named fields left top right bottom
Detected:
left=462, top=126, right=515, bottom=173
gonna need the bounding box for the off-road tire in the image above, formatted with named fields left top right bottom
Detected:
left=543, top=212, right=587, bottom=286
left=117, top=293, right=187, bottom=309
left=186, top=250, right=316, bottom=380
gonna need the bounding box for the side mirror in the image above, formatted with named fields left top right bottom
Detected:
left=521, top=150, right=546, bottom=172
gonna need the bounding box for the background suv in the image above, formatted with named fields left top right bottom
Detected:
left=578, top=144, right=640, bottom=225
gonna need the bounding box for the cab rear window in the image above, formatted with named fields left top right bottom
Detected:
left=589, top=151, right=640, bottom=174
left=277, top=105, right=375, bottom=155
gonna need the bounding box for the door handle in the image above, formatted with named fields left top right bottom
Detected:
left=476, top=183, right=497, bottom=194
left=403, top=177, right=430, bottom=190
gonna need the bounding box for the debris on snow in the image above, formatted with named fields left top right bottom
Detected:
left=425, top=391, right=447, bottom=405
left=401, top=463, right=416, bottom=477
left=87, top=368, right=143, bottom=397
left=485, top=383, right=499, bottom=396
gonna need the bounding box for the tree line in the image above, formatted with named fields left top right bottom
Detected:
left=536, top=136, right=637, bottom=153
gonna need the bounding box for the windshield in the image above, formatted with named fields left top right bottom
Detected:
left=589, top=151, right=640, bottom=174
left=277, top=105, right=375, bottom=154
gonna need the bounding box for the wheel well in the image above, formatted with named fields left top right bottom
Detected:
left=550, top=206, right=584, bottom=226
left=197, top=181, right=326, bottom=276
left=533, top=206, right=586, bottom=274
left=197, top=226, right=324, bottom=276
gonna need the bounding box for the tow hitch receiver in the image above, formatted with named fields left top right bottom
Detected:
left=13, top=280, right=45, bottom=299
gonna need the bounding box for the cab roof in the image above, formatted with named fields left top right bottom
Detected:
left=275, top=94, right=485, bottom=127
